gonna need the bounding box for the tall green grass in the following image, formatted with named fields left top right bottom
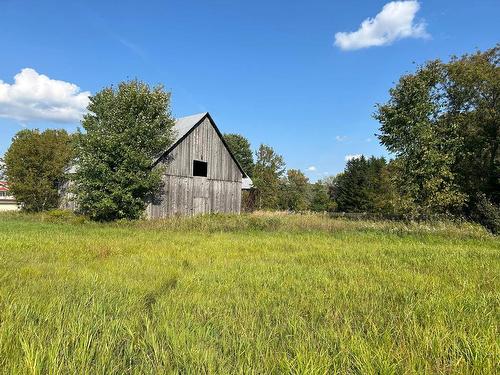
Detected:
left=0, top=212, right=498, bottom=373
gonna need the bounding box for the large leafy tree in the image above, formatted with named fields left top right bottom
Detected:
left=253, top=144, right=285, bottom=209
left=74, top=80, right=175, bottom=221
left=375, top=46, right=499, bottom=215
left=375, top=61, right=466, bottom=214
left=279, top=169, right=309, bottom=211
left=223, top=133, right=254, bottom=177
left=4, top=129, right=73, bottom=211
left=446, top=47, right=499, bottom=205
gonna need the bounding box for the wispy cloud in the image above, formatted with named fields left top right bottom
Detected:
left=307, top=166, right=317, bottom=172
left=115, top=36, right=147, bottom=60
left=345, top=154, right=363, bottom=162
left=334, top=1, right=429, bottom=51
left=0, top=68, right=90, bottom=123
left=335, top=135, right=348, bottom=142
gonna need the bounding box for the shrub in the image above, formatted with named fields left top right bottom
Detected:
left=43, top=209, right=88, bottom=224
left=469, top=194, right=500, bottom=234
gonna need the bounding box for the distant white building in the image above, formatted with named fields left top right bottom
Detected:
left=0, top=181, right=19, bottom=211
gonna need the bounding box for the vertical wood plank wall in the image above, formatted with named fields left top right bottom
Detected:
left=147, top=118, right=243, bottom=218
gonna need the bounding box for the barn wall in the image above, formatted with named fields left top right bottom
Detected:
left=59, top=179, right=77, bottom=211
left=147, top=117, right=243, bottom=218
left=161, top=118, right=242, bottom=181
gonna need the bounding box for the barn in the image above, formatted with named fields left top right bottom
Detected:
left=146, top=112, right=251, bottom=218
left=59, top=112, right=252, bottom=217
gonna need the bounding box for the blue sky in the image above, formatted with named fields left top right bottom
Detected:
left=0, top=0, right=498, bottom=180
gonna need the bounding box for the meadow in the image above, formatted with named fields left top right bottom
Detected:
left=0, top=212, right=498, bottom=374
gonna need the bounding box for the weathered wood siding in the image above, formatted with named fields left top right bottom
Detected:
left=58, top=180, right=77, bottom=211
left=147, top=118, right=242, bottom=218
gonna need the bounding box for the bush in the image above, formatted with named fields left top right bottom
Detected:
left=241, top=189, right=257, bottom=212
left=43, top=209, right=88, bottom=224
left=469, top=194, right=500, bottom=234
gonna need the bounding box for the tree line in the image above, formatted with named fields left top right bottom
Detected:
left=2, top=46, right=498, bottom=232
left=223, top=45, right=500, bottom=232
left=221, top=140, right=333, bottom=213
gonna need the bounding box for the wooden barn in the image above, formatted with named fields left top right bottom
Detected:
left=146, top=112, right=250, bottom=218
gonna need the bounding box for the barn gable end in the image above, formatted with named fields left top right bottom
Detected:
left=147, top=113, right=244, bottom=217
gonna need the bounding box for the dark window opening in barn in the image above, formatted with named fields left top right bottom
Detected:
left=193, top=160, right=208, bottom=177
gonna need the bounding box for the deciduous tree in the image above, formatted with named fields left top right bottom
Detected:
left=74, top=80, right=175, bottom=221
left=280, top=169, right=309, bottom=211
left=4, top=129, right=73, bottom=211
left=375, top=45, right=499, bottom=218
left=224, top=133, right=254, bottom=177
left=253, top=144, right=285, bottom=209
left=309, top=180, right=333, bottom=212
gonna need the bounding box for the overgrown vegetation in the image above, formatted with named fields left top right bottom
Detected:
left=0, top=212, right=497, bottom=373
left=237, top=46, right=500, bottom=232
left=375, top=45, right=499, bottom=231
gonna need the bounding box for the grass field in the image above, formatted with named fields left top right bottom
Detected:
left=0, top=212, right=498, bottom=374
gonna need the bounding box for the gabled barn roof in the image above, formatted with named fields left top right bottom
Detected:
left=153, top=112, right=249, bottom=178
left=171, top=113, right=207, bottom=144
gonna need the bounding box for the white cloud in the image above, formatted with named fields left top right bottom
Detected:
left=345, top=154, right=362, bottom=162
left=335, top=135, right=348, bottom=142
left=334, top=1, right=428, bottom=51
left=307, top=166, right=317, bottom=172
left=0, top=68, right=90, bottom=123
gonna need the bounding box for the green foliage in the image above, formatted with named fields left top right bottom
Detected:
left=3, top=129, right=73, bottom=212
left=331, top=157, right=369, bottom=212
left=0, top=158, right=5, bottom=179
left=309, top=180, right=335, bottom=212
left=330, top=156, right=393, bottom=213
left=223, top=133, right=254, bottom=177
left=0, top=213, right=497, bottom=373
left=375, top=46, right=499, bottom=216
left=446, top=47, right=500, bottom=205
left=469, top=193, right=500, bottom=234
left=253, top=144, right=285, bottom=209
left=279, top=169, right=309, bottom=211
left=74, top=80, right=175, bottom=221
